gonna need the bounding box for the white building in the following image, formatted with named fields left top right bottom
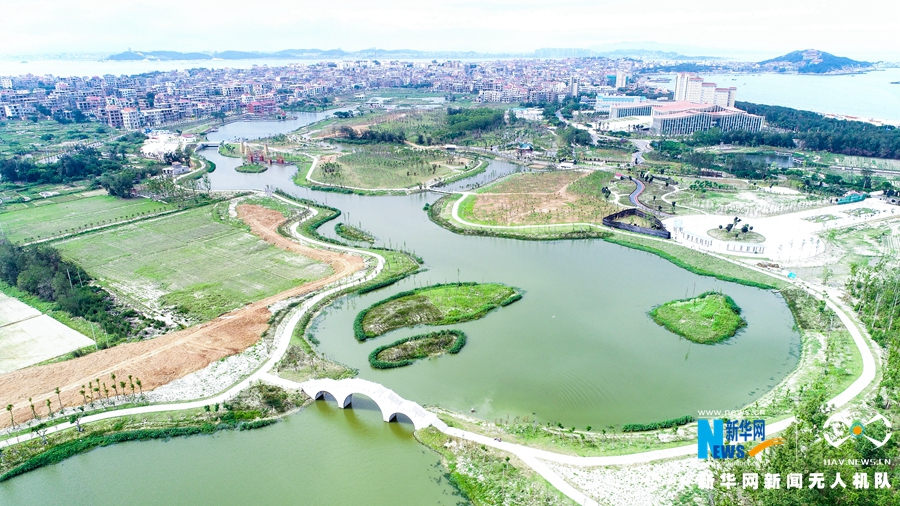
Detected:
left=121, top=107, right=142, bottom=130
left=615, top=71, right=627, bottom=89
left=700, top=82, right=717, bottom=105
left=674, top=73, right=738, bottom=106
left=714, top=87, right=737, bottom=108
left=162, top=162, right=190, bottom=177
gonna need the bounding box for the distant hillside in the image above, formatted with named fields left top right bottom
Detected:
left=108, top=48, right=513, bottom=61
left=596, top=49, right=719, bottom=61
left=108, top=47, right=720, bottom=62
left=109, top=50, right=213, bottom=61
left=759, top=49, right=873, bottom=74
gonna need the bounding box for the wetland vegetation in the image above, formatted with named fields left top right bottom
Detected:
left=354, top=282, right=522, bottom=340
left=368, top=329, right=467, bottom=369
left=334, top=222, right=375, bottom=243
left=649, top=291, right=747, bottom=344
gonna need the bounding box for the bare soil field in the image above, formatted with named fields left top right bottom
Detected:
left=0, top=205, right=364, bottom=428
left=468, top=171, right=620, bottom=226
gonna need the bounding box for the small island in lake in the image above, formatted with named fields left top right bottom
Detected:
left=369, top=330, right=467, bottom=369
left=335, top=223, right=375, bottom=243
left=235, top=163, right=268, bottom=173
left=649, top=291, right=747, bottom=344
left=354, top=282, right=522, bottom=340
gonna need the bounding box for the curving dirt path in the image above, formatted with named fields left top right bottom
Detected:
left=0, top=204, right=364, bottom=429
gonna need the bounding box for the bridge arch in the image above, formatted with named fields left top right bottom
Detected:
left=303, top=378, right=437, bottom=431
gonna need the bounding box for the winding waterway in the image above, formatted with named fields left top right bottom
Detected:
left=3, top=118, right=801, bottom=502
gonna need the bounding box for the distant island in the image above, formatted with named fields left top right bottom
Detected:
left=758, top=49, right=874, bottom=74
left=107, top=47, right=720, bottom=62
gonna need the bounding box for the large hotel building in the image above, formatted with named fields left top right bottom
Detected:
left=608, top=73, right=763, bottom=136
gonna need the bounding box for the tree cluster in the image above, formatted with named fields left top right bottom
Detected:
left=690, top=102, right=900, bottom=159
left=338, top=125, right=407, bottom=144
left=445, top=107, right=504, bottom=137
left=0, top=240, right=134, bottom=340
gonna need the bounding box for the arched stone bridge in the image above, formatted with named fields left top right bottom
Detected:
left=261, top=374, right=447, bottom=431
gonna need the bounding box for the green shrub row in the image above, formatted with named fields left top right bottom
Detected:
left=368, top=330, right=467, bottom=369
left=353, top=282, right=521, bottom=341
left=621, top=415, right=694, bottom=432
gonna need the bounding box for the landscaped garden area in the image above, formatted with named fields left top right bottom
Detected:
left=312, top=145, right=471, bottom=189
left=648, top=291, right=747, bottom=344
left=354, top=282, right=522, bottom=340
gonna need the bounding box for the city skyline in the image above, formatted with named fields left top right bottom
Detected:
left=3, top=0, right=899, bottom=61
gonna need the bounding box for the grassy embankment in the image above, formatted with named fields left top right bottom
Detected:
left=0, top=382, right=302, bottom=482
left=334, top=222, right=375, bottom=243
left=368, top=330, right=467, bottom=369
left=217, top=143, right=243, bottom=158
left=354, top=282, right=522, bottom=340
left=416, top=426, right=577, bottom=506
left=267, top=190, right=423, bottom=345
left=55, top=204, right=331, bottom=324
left=649, top=291, right=747, bottom=344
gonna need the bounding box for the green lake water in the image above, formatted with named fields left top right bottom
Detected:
left=0, top=399, right=463, bottom=505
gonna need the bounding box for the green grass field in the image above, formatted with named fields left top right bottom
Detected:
left=55, top=206, right=332, bottom=322
left=355, top=282, right=521, bottom=339
left=649, top=292, right=746, bottom=344
left=0, top=193, right=176, bottom=243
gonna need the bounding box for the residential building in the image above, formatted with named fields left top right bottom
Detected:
left=121, top=107, right=142, bottom=130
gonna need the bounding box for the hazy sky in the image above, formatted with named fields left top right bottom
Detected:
left=4, top=0, right=899, bottom=60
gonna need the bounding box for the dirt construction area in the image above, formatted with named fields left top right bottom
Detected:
left=470, top=171, right=620, bottom=226
left=0, top=204, right=364, bottom=429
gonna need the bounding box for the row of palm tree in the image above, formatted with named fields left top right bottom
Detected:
left=4, top=373, right=145, bottom=433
